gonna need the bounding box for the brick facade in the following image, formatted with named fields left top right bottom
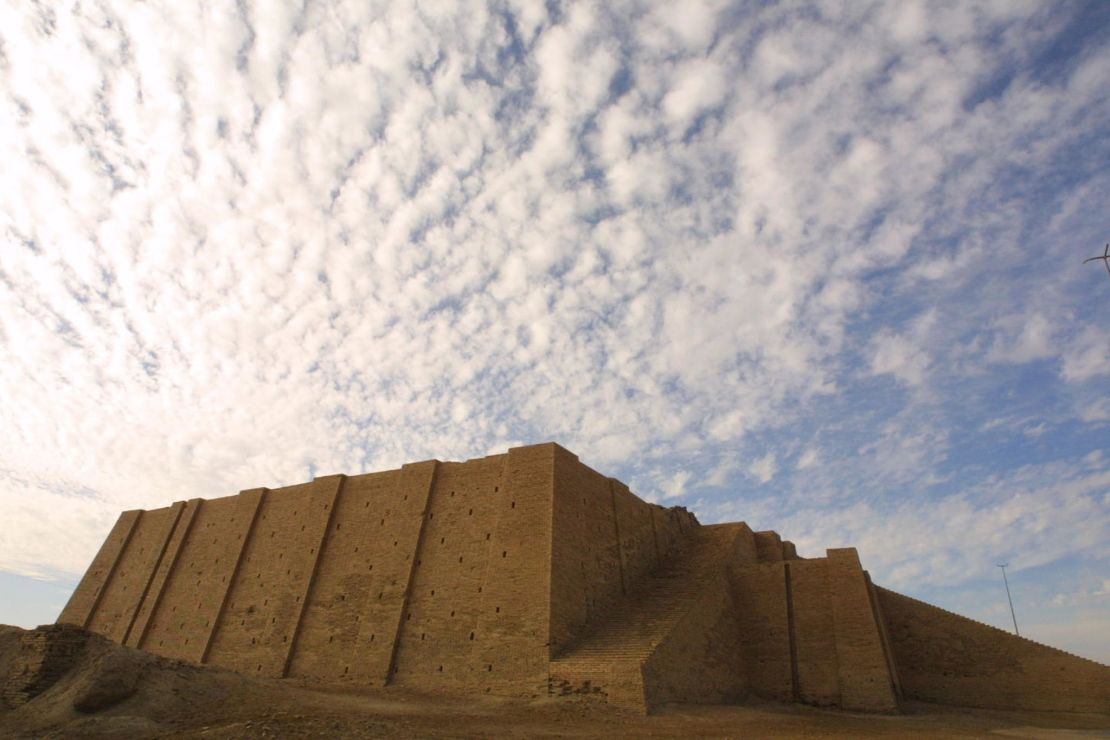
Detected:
left=59, top=443, right=1110, bottom=714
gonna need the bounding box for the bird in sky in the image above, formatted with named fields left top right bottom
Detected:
left=1083, top=243, right=1110, bottom=280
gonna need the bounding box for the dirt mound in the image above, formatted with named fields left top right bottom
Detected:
left=0, top=624, right=262, bottom=738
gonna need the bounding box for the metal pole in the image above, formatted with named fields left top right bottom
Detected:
left=997, top=563, right=1019, bottom=636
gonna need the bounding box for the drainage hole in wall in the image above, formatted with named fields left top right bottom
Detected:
left=469, top=632, right=475, bottom=640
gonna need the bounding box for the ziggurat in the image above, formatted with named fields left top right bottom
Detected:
left=60, top=443, right=1110, bottom=713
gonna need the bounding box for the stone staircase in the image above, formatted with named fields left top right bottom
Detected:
left=548, top=524, right=741, bottom=710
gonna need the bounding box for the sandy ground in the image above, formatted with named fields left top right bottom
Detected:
left=2, top=625, right=1107, bottom=739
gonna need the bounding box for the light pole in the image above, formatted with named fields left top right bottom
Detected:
left=997, top=563, right=1019, bottom=636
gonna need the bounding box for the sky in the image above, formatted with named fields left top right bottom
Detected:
left=0, top=1, right=1107, bottom=663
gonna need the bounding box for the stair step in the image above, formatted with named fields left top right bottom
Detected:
left=553, top=527, right=736, bottom=673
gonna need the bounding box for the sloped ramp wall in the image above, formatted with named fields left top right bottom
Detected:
left=876, top=587, right=1110, bottom=713
left=639, top=526, right=755, bottom=708
left=549, top=446, right=698, bottom=656
left=641, top=573, right=745, bottom=707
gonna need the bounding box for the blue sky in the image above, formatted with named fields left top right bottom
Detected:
left=1, top=1, right=1107, bottom=662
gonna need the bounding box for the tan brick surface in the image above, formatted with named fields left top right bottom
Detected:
left=57, top=443, right=1109, bottom=715
left=877, top=586, right=1110, bottom=712
left=58, top=510, right=141, bottom=628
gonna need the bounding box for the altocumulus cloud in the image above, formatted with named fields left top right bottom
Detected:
left=1, top=1, right=1108, bottom=659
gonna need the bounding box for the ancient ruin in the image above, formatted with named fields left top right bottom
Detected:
left=58, top=443, right=1109, bottom=714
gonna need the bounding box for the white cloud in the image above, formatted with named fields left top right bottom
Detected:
left=661, top=470, right=692, bottom=500
left=1062, top=326, right=1110, bottom=382
left=870, top=332, right=929, bottom=387
left=987, top=313, right=1055, bottom=364
left=748, top=453, right=778, bottom=484
left=796, top=448, right=820, bottom=471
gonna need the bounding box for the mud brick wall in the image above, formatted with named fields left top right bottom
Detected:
left=733, top=523, right=758, bottom=565
left=651, top=505, right=696, bottom=559
left=203, top=477, right=341, bottom=677
left=467, top=444, right=556, bottom=693
left=83, top=505, right=183, bottom=644
left=126, top=499, right=201, bottom=649
left=283, top=467, right=422, bottom=685
left=58, top=510, right=142, bottom=628
left=641, top=575, right=745, bottom=707
left=389, top=454, right=510, bottom=689
left=137, top=490, right=264, bottom=663
left=549, top=448, right=698, bottom=656
left=825, top=549, right=898, bottom=712
left=787, top=559, right=840, bottom=706
left=549, top=448, right=625, bottom=656
left=641, top=527, right=753, bottom=707
left=731, top=562, right=793, bottom=701
left=611, top=479, right=659, bottom=592
left=63, top=441, right=1102, bottom=712
left=731, top=550, right=898, bottom=712
left=877, top=586, right=1110, bottom=713
left=754, top=531, right=784, bottom=562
